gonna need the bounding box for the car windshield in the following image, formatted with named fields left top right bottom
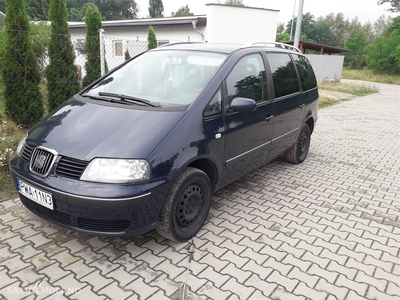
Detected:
left=85, top=50, right=227, bottom=107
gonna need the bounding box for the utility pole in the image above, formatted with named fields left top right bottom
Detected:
left=294, top=0, right=304, bottom=49
left=290, top=0, right=297, bottom=40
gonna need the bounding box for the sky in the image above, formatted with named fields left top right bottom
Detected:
left=136, top=0, right=398, bottom=24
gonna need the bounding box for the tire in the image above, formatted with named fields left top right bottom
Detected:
left=285, top=124, right=311, bottom=164
left=156, top=167, right=212, bottom=242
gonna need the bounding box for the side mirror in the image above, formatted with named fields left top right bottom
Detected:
left=229, top=97, right=257, bottom=112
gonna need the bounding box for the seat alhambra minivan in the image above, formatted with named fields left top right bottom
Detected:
left=9, top=42, right=318, bottom=242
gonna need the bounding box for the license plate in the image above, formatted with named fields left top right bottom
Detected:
left=17, top=178, right=53, bottom=210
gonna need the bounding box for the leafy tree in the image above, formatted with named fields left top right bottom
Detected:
left=366, top=17, right=400, bottom=74
left=66, top=0, right=138, bottom=21
left=2, top=0, right=43, bottom=127
left=147, top=26, right=157, bottom=50
left=276, top=32, right=290, bottom=42
left=25, top=0, right=50, bottom=20
left=46, top=0, right=80, bottom=111
left=224, top=0, right=245, bottom=6
left=0, top=0, right=6, bottom=13
left=149, top=0, right=164, bottom=18
left=378, top=0, right=400, bottom=12
left=172, top=5, right=194, bottom=17
left=345, top=30, right=367, bottom=69
left=83, top=3, right=102, bottom=87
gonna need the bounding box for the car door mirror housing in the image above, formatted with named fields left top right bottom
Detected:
left=230, top=97, right=257, bottom=113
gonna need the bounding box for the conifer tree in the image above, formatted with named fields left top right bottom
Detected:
left=2, top=0, right=43, bottom=127
left=83, top=3, right=102, bottom=87
left=46, top=0, right=80, bottom=111
left=147, top=26, right=157, bottom=50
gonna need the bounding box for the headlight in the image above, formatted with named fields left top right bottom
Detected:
left=80, top=158, right=150, bottom=183
left=16, top=134, right=28, bottom=157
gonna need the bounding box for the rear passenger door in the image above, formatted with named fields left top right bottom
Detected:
left=265, top=53, right=304, bottom=158
left=223, top=53, right=274, bottom=178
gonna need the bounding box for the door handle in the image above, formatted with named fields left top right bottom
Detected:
left=265, top=115, right=274, bottom=122
left=299, top=104, right=305, bottom=109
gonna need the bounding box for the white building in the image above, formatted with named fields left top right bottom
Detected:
left=68, top=4, right=279, bottom=77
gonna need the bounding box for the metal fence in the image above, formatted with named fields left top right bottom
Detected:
left=72, top=33, right=149, bottom=80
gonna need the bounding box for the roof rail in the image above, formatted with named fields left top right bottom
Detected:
left=241, top=41, right=302, bottom=53
left=158, top=41, right=205, bottom=48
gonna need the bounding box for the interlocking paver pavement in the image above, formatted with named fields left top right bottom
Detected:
left=1, top=80, right=399, bottom=299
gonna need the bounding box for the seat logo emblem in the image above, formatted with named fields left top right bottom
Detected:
left=34, top=154, right=47, bottom=169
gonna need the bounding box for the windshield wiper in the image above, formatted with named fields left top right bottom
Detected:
left=98, top=92, right=160, bottom=107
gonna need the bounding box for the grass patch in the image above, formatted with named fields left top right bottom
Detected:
left=319, top=93, right=340, bottom=109
left=342, top=69, right=400, bottom=85
left=318, top=81, right=379, bottom=97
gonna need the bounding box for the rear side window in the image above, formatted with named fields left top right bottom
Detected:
left=226, top=54, right=267, bottom=104
left=293, top=55, right=317, bottom=91
left=266, top=53, right=300, bottom=99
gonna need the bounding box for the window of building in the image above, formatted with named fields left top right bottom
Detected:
left=157, top=40, right=169, bottom=47
left=114, top=41, right=123, bottom=56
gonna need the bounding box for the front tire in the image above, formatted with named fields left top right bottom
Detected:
left=156, top=167, right=212, bottom=242
left=286, top=124, right=311, bottom=164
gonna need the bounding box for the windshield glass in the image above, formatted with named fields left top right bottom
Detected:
left=85, top=50, right=227, bottom=107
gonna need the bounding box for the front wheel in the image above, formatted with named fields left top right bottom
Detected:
left=156, top=167, right=212, bottom=242
left=286, top=124, right=311, bottom=164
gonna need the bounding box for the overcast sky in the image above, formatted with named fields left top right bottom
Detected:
left=136, top=0, right=398, bottom=24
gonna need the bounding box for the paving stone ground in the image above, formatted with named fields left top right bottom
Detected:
left=1, top=80, right=400, bottom=300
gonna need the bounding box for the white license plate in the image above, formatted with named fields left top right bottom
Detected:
left=17, top=178, right=53, bottom=210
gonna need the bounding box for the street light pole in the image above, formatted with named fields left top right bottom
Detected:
left=294, top=0, right=305, bottom=49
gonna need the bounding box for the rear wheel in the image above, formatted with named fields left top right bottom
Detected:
left=156, top=167, right=212, bottom=242
left=286, top=124, right=311, bottom=164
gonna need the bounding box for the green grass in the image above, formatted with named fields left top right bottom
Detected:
left=342, top=69, right=400, bottom=85
left=318, top=81, right=379, bottom=97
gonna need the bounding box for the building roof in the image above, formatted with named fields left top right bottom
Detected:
left=68, top=15, right=207, bottom=29
left=284, top=40, right=349, bottom=55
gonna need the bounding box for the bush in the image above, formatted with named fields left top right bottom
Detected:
left=83, top=4, right=102, bottom=87
left=147, top=26, right=157, bottom=50
left=46, top=0, right=80, bottom=111
left=1, top=0, right=43, bottom=128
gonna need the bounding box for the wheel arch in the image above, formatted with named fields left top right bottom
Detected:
left=186, top=158, right=219, bottom=192
left=305, top=112, right=315, bottom=134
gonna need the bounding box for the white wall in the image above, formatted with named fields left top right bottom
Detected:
left=204, top=4, right=279, bottom=44
left=306, top=54, right=345, bottom=81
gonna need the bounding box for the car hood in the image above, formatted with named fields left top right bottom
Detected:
left=27, top=98, right=185, bottom=161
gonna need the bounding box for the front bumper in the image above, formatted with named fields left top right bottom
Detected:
left=9, top=158, right=169, bottom=236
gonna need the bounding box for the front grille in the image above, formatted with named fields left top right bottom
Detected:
left=56, top=156, right=88, bottom=179
left=78, top=217, right=130, bottom=232
left=21, top=196, right=71, bottom=226
left=21, top=143, right=34, bottom=162
left=29, top=148, right=55, bottom=176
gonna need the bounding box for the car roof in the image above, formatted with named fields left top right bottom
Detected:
left=153, top=42, right=302, bottom=55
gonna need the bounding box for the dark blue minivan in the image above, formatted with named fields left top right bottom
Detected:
left=9, top=42, right=318, bottom=242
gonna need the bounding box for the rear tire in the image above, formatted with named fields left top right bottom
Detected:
left=286, top=124, right=311, bottom=164
left=156, top=167, right=212, bottom=242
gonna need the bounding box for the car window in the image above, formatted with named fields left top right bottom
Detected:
left=293, top=54, right=317, bottom=91
left=226, top=54, right=267, bottom=104
left=86, top=50, right=227, bottom=108
left=203, top=88, right=222, bottom=117
left=266, top=53, right=300, bottom=99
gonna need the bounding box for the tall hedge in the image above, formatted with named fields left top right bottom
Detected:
left=1, top=0, right=43, bottom=128
left=46, top=0, right=80, bottom=111
left=147, top=26, right=157, bottom=50
left=82, top=4, right=102, bottom=87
